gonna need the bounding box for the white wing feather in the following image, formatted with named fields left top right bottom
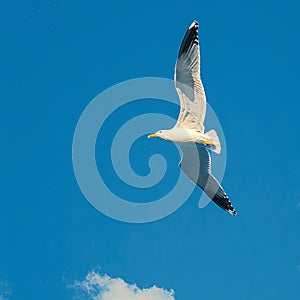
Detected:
left=174, top=21, right=206, bottom=133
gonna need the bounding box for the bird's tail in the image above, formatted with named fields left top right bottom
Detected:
left=205, top=130, right=221, bottom=154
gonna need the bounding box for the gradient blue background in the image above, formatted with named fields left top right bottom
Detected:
left=1, top=0, right=300, bottom=299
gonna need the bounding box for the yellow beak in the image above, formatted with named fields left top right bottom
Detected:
left=147, top=133, right=157, bottom=139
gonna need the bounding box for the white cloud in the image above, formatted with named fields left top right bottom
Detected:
left=69, top=270, right=175, bottom=300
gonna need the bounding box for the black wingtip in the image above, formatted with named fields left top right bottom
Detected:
left=227, top=202, right=237, bottom=216
left=212, top=193, right=237, bottom=217
left=230, top=209, right=238, bottom=216
left=178, top=20, right=199, bottom=57
left=189, top=20, right=199, bottom=29
left=225, top=196, right=237, bottom=216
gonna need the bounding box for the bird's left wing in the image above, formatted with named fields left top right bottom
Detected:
left=179, top=144, right=237, bottom=216
left=174, top=21, right=206, bottom=133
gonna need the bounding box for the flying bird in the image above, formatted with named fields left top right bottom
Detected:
left=148, top=21, right=237, bottom=216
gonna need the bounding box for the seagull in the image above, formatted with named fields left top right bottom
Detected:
left=148, top=21, right=237, bottom=216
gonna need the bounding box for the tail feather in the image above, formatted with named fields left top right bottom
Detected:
left=205, top=130, right=221, bottom=154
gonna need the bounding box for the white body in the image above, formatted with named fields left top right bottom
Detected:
left=154, top=128, right=221, bottom=154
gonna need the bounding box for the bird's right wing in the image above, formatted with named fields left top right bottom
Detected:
left=179, top=144, right=237, bottom=216
left=174, top=21, right=206, bottom=133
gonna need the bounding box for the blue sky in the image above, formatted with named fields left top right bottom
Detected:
left=1, top=0, right=300, bottom=299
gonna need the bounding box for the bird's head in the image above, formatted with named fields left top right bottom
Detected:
left=147, top=130, right=166, bottom=140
